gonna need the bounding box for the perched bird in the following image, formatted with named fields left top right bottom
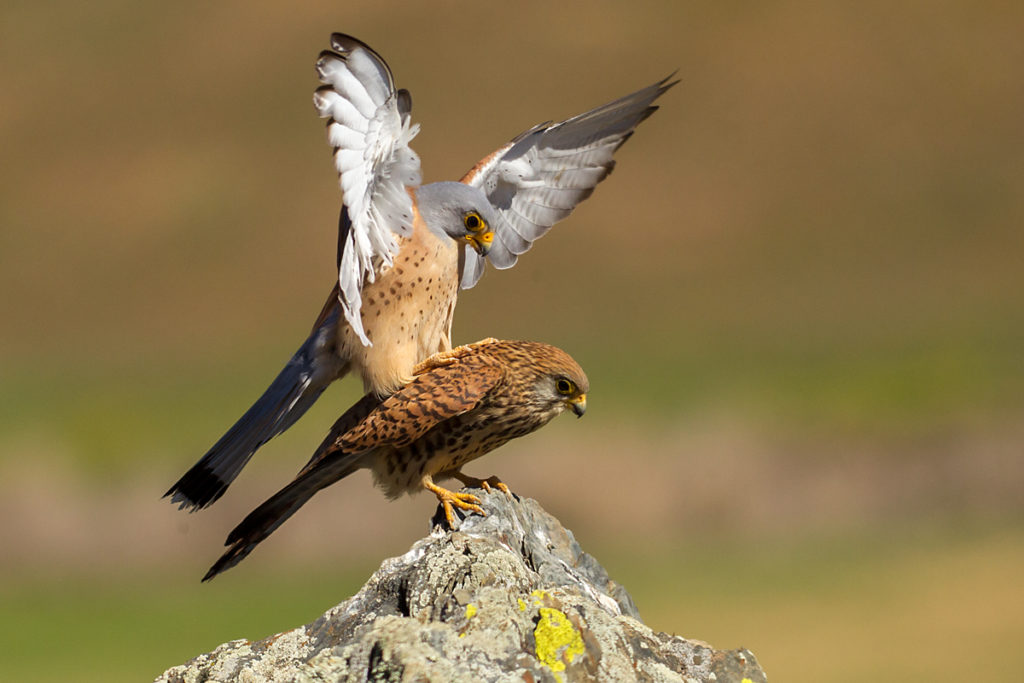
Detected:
left=166, top=33, right=672, bottom=512
left=201, top=338, right=588, bottom=581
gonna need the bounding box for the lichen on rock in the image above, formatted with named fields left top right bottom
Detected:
left=534, top=604, right=585, bottom=675
left=156, top=490, right=766, bottom=682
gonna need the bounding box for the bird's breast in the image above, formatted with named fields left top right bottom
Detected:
left=339, top=206, right=461, bottom=395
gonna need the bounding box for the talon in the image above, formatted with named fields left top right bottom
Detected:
left=423, top=476, right=486, bottom=527
left=413, top=354, right=456, bottom=375
left=414, top=339, right=501, bottom=375
left=453, top=472, right=513, bottom=498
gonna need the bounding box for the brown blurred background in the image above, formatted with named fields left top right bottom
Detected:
left=2, top=1, right=1022, bottom=681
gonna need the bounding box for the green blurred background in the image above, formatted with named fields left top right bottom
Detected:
left=2, top=1, right=1022, bottom=681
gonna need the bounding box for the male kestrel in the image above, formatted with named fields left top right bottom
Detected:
left=166, top=33, right=671, bottom=512
left=201, top=338, right=588, bottom=581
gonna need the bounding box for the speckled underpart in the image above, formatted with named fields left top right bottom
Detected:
left=338, top=190, right=460, bottom=395
left=372, top=383, right=556, bottom=497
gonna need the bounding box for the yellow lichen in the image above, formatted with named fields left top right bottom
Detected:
left=534, top=606, right=584, bottom=675
left=465, top=603, right=477, bottom=620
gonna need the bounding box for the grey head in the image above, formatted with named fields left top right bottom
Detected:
left=416, top=181, right=496, bottom=256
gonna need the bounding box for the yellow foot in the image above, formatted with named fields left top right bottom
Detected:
left=413, top=338, right=500, bottom=375
left=423, top=478, right=485, bottom=527
left=453, top=472, right=512, bottom=497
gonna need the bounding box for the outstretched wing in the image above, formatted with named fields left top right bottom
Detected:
left=458, top=75, right=677, bottom=288
left=313, top=33, right=422, bottom=345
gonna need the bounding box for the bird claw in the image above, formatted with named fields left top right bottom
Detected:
left=424, top=479, right=486, bottom=527
left=455, top=473, right=513, bottom=497
left=440, top=491, right=485, bottom=528
left=481, top=479, right=509, bottom=495
left=414, top=338, right=500, bottom=375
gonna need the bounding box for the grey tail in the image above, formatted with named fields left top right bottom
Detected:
left=202, top=450, right=365, bottom=581
left=165, top=298, right=346, bottom=512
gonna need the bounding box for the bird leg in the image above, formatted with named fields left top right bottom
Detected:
left=413, top=338, right=500, bottom=375
left=451, top=471, right=512, bottom=497
left=422, top=474, right=485, bottom=527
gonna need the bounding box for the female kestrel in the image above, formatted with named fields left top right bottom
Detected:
left=201, top=338, right=588, bottom=581
left=167, top=34, right=670, bottom=512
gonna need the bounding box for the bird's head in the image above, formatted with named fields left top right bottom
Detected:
left=416, top=182, right=496, bottom=256
left=523, top=343, right=589, bottom=419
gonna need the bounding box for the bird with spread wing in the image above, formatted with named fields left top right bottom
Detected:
left=167, top=33, right=673, bottom=512
left=201, top=339, right=588, bottom=581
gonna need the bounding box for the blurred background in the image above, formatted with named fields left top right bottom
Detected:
left=2, top=1, right=1022, bottom=680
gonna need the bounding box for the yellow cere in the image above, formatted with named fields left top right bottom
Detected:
left=534, top=607, right=585, bottom=675
left=518, top=598, right=527, bottom=611
left=465, top=603, right=477, bottom=620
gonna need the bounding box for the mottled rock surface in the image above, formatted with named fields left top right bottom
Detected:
left=156, top=490, right=765, bottom=682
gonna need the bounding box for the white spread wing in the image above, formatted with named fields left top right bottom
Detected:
left=459, top=76, right=676, bottom=289
left=313, top=33, right=422, bottom=345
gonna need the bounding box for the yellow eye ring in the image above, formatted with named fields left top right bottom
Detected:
left=555, top=378, right=575, bottom=395
left=464, top=212, right=484, bottom=231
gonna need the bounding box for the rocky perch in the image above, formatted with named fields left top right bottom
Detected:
left=157, top=490, right=765, bottom=682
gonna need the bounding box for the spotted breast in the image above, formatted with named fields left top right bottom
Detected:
left=337, top=191, right=461, bottom=395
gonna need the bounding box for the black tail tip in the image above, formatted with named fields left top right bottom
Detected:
left=201, top=543, right=247, bottom=582
left=164, top=465, right=229, bottom=511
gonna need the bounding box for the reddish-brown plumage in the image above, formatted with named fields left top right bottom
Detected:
left=202, top=339, right=588, bottom=581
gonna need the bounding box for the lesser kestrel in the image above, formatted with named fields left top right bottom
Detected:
left=167, top=34, right=670, bottom=512
left=201, top=338, right=588, bottom=581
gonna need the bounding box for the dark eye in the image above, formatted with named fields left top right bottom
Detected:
left=464, top=212, right=482, bottom=230
left=555, top=378, right=574, bottom=395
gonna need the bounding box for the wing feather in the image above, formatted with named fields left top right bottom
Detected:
left=459, top=75, right=676, bottom=288
left=340, top=358, right=504, bottom=452
left=326, top=123, right=365, bottom=150
left=495, top=218, right=532, bottom=253
left=518, top=186, right=586, bottom=211
left=314, top=34, right=423, bottom=345
left=513, top=200, right=570, bottom=231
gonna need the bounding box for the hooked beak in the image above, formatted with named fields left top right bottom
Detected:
left=463, top=229, right=494, bottom=256
left=567, top=394, right=587, bottom=418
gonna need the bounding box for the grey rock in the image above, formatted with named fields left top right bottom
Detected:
left=157, top=490, right=766, bottom=682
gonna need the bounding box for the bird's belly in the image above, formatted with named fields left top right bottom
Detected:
left=371, top=411, right=545, bottom=499
left=340, top=228, right=460, bottom=395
